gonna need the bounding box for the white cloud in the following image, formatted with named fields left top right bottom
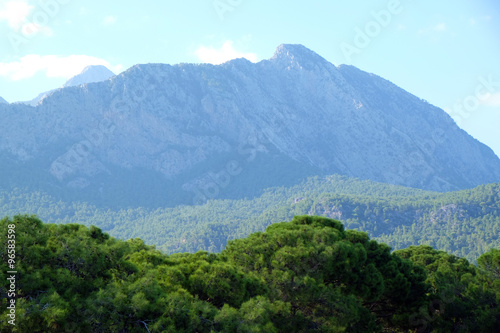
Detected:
left=468, top=15, right=493, bottom=27
left=21, top=23, right=53, bottom=37
left=103, top=15, right=116, bottom=26
left=0, top=0, right=33, bottom=30
left=433, top=23, right=446, bottom=31
left=0, top=1, right=54, bottom=37
left=418, top=22, right=447, bottom=36
left=0, top=55, right=123, bottom=81
left=195, top=40, right=258, bottom=65
left=479, top=92, right=500, bottom=107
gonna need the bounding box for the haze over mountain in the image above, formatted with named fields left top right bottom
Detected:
left=20, top=65, right=116, bottom=106
left=0, top=96, right=7, bottom=104
left=1, top=44, right=499, bottom=208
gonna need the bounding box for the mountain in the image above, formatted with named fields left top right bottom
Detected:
left=22, top=65, right=115, bottom=106
left=63, top=65, right=115, bottom=88
left=1, top=44, right=500, bottom=208
left=24, top=89, right=57, bottom=106
left=0, top=96, right=7, bottom=104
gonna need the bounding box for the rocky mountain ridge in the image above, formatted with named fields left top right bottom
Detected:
left=1, top=44, right=499, bottom=207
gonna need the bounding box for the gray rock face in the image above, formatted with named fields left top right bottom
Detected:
left=1, top=44, right=499, bottom=207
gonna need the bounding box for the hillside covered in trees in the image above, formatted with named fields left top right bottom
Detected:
left=1, top=175, right=499, bottom=262
left=1, top=215, right=499, bottom=332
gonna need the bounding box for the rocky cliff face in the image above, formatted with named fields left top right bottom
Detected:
left=1, top=44, right=499, bottom=207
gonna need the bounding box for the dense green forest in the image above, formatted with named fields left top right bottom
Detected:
left=1, top=175, right=499, bottom=262
left=1, top=215, right=499, bottom=332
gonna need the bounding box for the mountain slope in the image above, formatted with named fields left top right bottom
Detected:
left=1, top=175, right=498, bottom=262
left=0, top=96, right=7, bottom=104
left=1, top=44, right=499, bottom=208
left=21, top=65, right=116, bottom=106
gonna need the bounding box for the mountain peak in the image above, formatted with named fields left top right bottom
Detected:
left=271, top=44, right=326, bottom=62
left=63, top=65, right=115, bottom=88
left=0, top=96, right=8, bottom=104
left=269, top=44, right=335, bottom=70
left=273, top=44, right=314, bottom=56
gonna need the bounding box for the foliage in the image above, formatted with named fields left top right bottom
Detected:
left=395, top=245, right=500, bottom=332
left=1, top=215, right=498, bottom=332
left=1, top=176, right=499, bottom=263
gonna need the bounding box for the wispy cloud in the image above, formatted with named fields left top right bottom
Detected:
left=418, top=22, right=448, bottom=36
left=195, top=40, right=258, bottom=65
left=468, top=15, right=493, bottom=27
left=433, top=23, right=446, bottom=31
left=103, top=15, right=117, bottom=26
left=480, top=92, right=500, bottom=107
left=0, top=55, right=123, bottom=81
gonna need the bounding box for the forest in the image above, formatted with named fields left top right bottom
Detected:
left=0, top=215, right=499, bottom=332
left=1, top=175, right=499, bottom=262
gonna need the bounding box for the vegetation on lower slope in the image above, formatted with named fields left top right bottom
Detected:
left=1, top=215, right=499, bottom=332
left=0, top=175, right=499, bottom=262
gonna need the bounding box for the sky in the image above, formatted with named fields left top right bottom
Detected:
left=0, top=0, right=499, bottom=157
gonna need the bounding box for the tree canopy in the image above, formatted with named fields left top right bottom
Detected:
left=1, top=215, right=499, bottom=332
left=2, top=177, right=498, bottom=263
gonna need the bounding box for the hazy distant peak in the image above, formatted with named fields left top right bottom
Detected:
left=63, top=65, right=115, bottom=88
left=0, top=96, right=8, bottom=104
left=19, top=65, right=116, bottom=106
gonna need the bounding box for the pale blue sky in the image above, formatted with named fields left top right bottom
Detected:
left=1, top=0, right=499, bottom=156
